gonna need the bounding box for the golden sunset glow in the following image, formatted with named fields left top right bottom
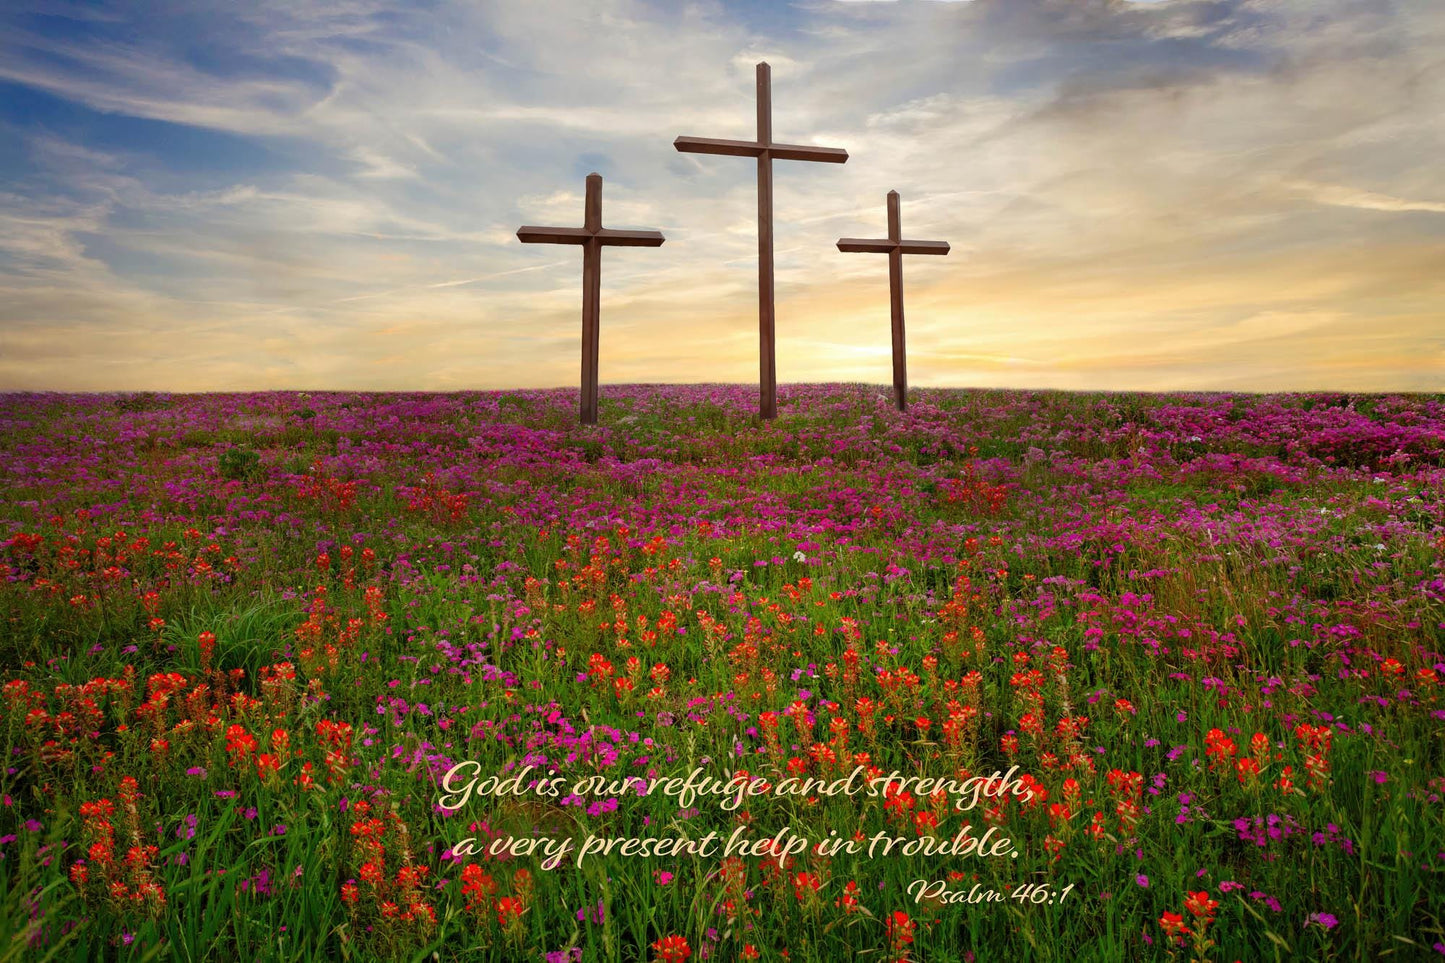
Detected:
left=1, top=0, right=1441, bottom=392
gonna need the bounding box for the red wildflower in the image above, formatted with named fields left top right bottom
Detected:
left=887, top=910, right=915, bottom=948
left=496, top=896, right=525, bottom=926
left=1184, top=890, right=1219, bottom=921
left=652, top=934, right=691, bottom=963
left=1159, top=910, right=1189, bottom=941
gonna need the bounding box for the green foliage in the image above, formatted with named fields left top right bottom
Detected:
left=218, top=447, right=263, bottom=482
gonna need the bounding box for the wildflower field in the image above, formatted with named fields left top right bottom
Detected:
left=1, top=384, right=1442, bottom=963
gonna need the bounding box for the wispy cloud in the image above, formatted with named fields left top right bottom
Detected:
left=1287, top=180, right=1445, bottom=215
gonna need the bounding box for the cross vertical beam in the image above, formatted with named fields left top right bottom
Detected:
left=756, top=64, right=775, bottom=420
left=676, top=62, right=848, bottom=420
left=837, top=191, right=950, bottom=412
left=517, top=173, right=665, bottom=425
left=886, top=191, right=905, bottom=414
left=581, top=177, right=602, bottom=424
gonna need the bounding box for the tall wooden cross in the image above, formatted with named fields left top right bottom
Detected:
left=837, top=191, right=949, bottom=412
left=517, top=172, right=664, bottom=425
left=676, top=62, right=848, bottom=420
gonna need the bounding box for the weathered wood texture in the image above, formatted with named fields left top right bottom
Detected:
left=675, top=62, right=848, bottom=420
left=517, top=173, right=664, bottom=424
left=836, top=191, right=949, bottom=412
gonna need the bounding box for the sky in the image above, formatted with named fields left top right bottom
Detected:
left=0, top=0, right=1441, bottom=394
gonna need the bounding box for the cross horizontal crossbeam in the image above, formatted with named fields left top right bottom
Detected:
left=674, top=136, right=848, bottom=164
left=836, top=238, right=949, bottom=255
left=515, top=226, right=665, bottom=246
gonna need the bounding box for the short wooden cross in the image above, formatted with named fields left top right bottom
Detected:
left=517, top=172, right=664, bottom=425
left=676, top=62, right=848, bottom=420
left=837, top=191, right=949, bottom=412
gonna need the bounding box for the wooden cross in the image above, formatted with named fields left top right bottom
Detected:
left=676, top=62, right=848, bottom=420
left=517, top=172, right=664, bottom=425
left=837, top=191, right=949, bottom=412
